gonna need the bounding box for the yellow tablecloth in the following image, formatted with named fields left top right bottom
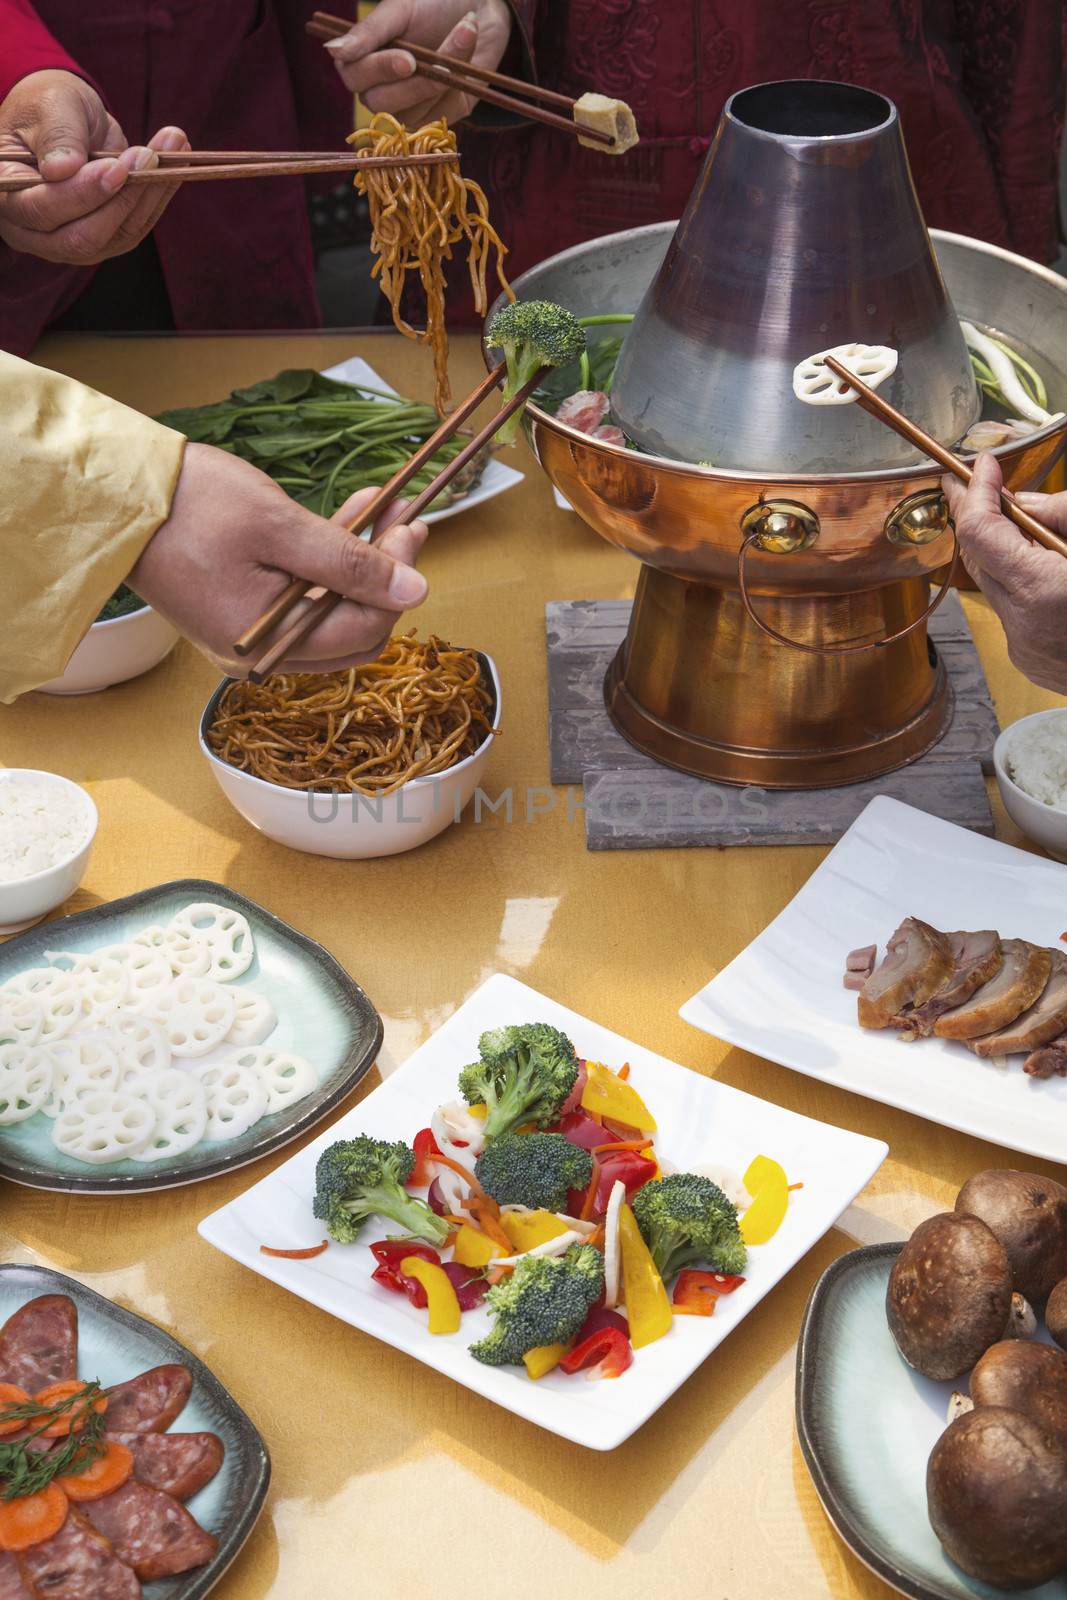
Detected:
left=1, top=330, right=1062, bottom=1600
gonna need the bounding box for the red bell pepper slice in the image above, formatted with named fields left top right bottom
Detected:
left=557, top=1109, right=607, bottom=1152
left=594, top=1149, right=656, bottom=1212
left=370, top=1240, right=441, bottom=1307
left=671, top=1269, right=746, bottom=1315
left=558, top=1325, right=633, bottom=1379
left=409, top=1127, right=443, bottom=1187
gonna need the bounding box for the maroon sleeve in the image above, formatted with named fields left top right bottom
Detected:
left=274, top=0, right=353, bottom=154
left=0, top=0, right=91, bottom=102
left=462, top=0, right=539, bottom=132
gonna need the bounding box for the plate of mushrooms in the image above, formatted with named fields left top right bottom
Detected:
left=797, top=1168, right=1067, bottom=1598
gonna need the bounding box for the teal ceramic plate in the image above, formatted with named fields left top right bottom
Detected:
left=0, top=1262, right=269, bottom=1599
left=0, top=879, right=382, bottom=1194
left=796, top=1243, right=1067, bottom=1600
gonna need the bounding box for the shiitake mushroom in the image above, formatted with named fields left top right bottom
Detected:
left=970, top=1340, right=1067, bottom=1450
left=927, top=1407, right=1067, bottom=1589
left=1047, top=1276, right=1067, bottom=1351
left=887, top=1213, right=1012, bottom=1380
left=956, top=1169, right=1067, bottom=1306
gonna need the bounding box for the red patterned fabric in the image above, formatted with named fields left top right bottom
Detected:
left=0, top=0, right=351, bottom=355
left=448, top=0, right=1066, bottom=322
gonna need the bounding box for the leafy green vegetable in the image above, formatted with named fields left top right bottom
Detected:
left=0, top=1381, right=107, bottom=1500
left=156, top=369, right=489, bottom=517
left=96, top=584, right=146, bottom=624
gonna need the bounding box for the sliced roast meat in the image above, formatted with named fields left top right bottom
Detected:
left=110, top=1431, right=224, bottom=1501
left=857, top=918, right=954, bottom=1029
left=0, top=1555, right=29, bottom=1600
left=84, top=1482, right=217, bottom=1581
left=898, top=930, right=1004, bottom=1037
left=104, top=1365, right=191, bottom=1434
left=0, top=1295, right=77, bottom=1392
left=555, top=390, right=610, bottom=434
left=16, top=1509, right=140, bottom=1600
left=844, top=945, right=877, bottom=991
left=934, top=940, right=1053, bottom=1041
left=1025, top=1033, right=1067, bottom=1079
left=593, top=424, right=626, bottom=445
left=971, top=949, right=1067, bottom=1057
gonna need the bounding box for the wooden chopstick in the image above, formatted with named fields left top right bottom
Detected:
left=306, top=11, right=616, bottom=147
left=0, top=148, right=405, bottom=167
left=246, top=365, right=549, bottom=680
left=823, top=354, right=1067, bottom=560
left=233, top=366, right=504, bottom=657
left=0, top=151, right=457, bottom=193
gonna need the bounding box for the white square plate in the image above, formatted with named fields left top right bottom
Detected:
left=321, top=357, right=523, bottom=524
left=199, top=973, right=885, bottom=1449
left=681, top=795, right=1067, bottom=1165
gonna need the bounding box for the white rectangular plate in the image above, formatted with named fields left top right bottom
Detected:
left=321, top=357, right=523, bottom=524
left=681, top=795, right=1067, bottom=1164
left=199, top=973, right=885, bottom=1449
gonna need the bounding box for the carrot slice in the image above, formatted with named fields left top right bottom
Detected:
left=56, top=1440, right=133, bottom=1503
left=788, top=1182, right=805, bottom=1192
left=579, top=1158, right=600, bottom=1222
left=428, top=1151, right=485, bottom=1195
left=591, top=1138, right=654, bottom=1154
left=618, top=1063, right=631, bottom=1081
left=0, top=1384, right=30, bottom=1439
left=0, top=1485, right=68, bottom=1551
left=34, top=1382, right=107, bottom=1438
left=462, top=1197, right=512, bottom=1253
left=586, top=1224, right=605, bottom=1251
left=260, top=1241, right=328, bottom=1259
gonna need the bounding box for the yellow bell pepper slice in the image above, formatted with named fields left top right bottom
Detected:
left=581, top=1063, right=657, bottom=1132
left=451, top=1223, right=502, bottom=1269
left=467, top=1104, right=487, bottom=1121
left=500, top=1210, right=570, bottom=1252
left=617, top=1203, right=672, bottom=1348
left=740, top=1155, right=790, bottom=1246
left=523, top=1341, right=570, bottom=1379
left=401, top=1257, right=461, bottom=1334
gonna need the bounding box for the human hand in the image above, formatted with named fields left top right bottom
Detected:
left=943, top=452, right=1067, bottom=693
left=129, top=444, right=431, bottom=674
left=0, top=70, right=189, bottom=264
left=324, top=0, right=513, bottom=126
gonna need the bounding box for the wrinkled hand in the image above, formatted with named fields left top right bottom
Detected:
left=0, top=70, right=189, bottom=264
left=325, top=0, right=513, bottom=126
left=130, top=444, right=430, bottom=674
left=943, top=452, right=1067, bottom=693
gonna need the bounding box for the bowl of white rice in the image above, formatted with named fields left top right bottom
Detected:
left=0, top=770, right=98, bottom=934
left=994, top=710, right=1067, bottom=864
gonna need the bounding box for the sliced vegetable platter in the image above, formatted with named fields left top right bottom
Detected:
left=199, top=973, right=887, bottom=1449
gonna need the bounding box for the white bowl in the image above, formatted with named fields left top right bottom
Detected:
left=38, top=604, right=179, bottom=695
left=199, top=654, right=501, bottom=859
left=0, top=770, right=98, bottom=934
left=994, top=709, right=1067, bottom=863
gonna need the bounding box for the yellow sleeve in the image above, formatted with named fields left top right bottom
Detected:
left=0, top=350, right=185, bottom=702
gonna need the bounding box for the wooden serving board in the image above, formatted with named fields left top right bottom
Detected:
left=546, top=593, right=998, bottom=850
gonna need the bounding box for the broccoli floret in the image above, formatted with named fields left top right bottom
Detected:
left=470, top=1243, right=604, bottom=1366
left=631, top=1173, right=747, bottom=1281
left=312, top=1134, right=449, bottom=1248
left=458, top=1022, right=578, bottom=1141
left=474, top=1132, right=592, bottom=1212
left=485, top=300, right=586, bottom=443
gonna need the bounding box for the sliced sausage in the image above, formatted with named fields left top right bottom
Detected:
left=83, top=1482, right=217, bottom=1581
left=104, top=1366, right=191, bottom=1434
left=16, top=1509, right=140, bottom=1600
left=0, top=1554, right=30, bottom=1600
left=0, top=1297, right=77, bottom=1392
left=110, top=1431, right=224, bottom=1501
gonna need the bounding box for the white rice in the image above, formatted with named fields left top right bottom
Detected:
left=1006, top=715, right=1067, bottom=811
left=0, top=772, right=91, bottom=882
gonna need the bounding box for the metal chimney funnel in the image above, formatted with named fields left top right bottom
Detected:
left=610, top=80, right=979, bottom=471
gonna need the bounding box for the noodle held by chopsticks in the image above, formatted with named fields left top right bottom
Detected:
left=207, top=634, right=495, bottom=795
left=350, top=112, right=513, bottom=413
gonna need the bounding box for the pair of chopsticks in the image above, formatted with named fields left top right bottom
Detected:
left=306, top=10, right=616, bottom=148
left=236, top=363, right=546, bottom=680
left=0, top=149, right=457, bottom=194
left=823, top=354, right=1067, bottom=560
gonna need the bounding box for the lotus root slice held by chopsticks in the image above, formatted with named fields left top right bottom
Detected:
left=573, top=93, right=639, bottom=152
left=792, top=342, right=899, bottom=405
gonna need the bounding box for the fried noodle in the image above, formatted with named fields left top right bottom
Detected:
left=207, top=634, right=495, bottom=796
left=350, top=112, right=513, bottom=413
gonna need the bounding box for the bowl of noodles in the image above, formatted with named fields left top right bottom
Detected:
left=199, top=635, right=500, bottom=859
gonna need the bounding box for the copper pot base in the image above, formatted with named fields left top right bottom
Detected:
left=604, top=567, right=952, bottom=789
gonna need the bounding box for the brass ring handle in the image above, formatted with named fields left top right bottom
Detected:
left=736, top=529, right=960, bottom=655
